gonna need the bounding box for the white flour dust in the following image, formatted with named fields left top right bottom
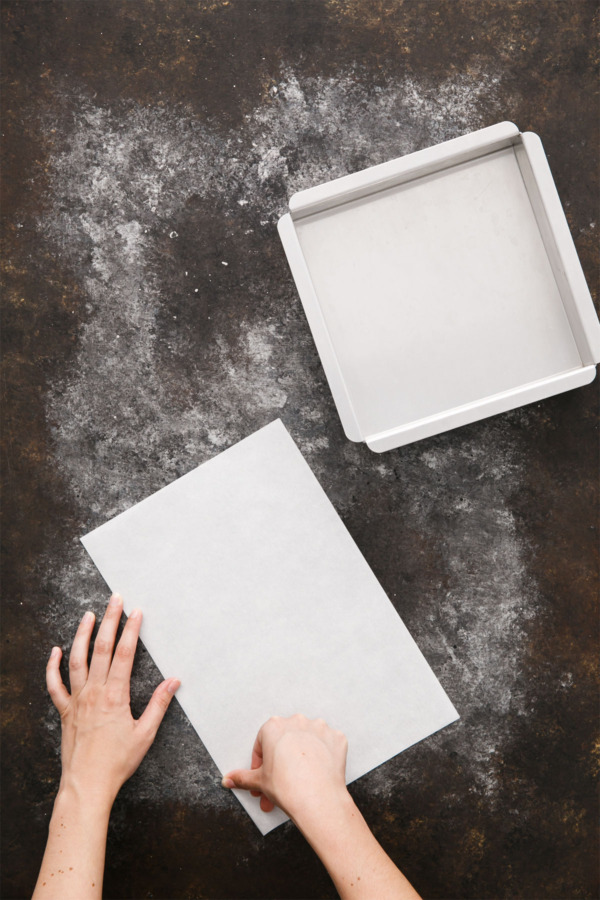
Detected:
left=353, top=426, right=539, bottom=804
left=37, top=66, right=537, bottom=807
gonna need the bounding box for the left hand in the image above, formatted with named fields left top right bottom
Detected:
left=47, top=594, right=180, bottom=809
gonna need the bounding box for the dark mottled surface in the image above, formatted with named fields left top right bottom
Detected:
left=1, top=2, right=598, bottom=898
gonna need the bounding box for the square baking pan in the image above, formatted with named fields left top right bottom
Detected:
left=278, top=122, right=600, bottom=452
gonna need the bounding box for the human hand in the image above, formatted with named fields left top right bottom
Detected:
left=46, top=594, right=180, bottom=810
left=222, top=716, right=421, bottom=900
left=222, top=714, right=349, bottom=821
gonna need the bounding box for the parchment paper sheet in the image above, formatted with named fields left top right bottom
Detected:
left=81, top=419, right=458, bottom=834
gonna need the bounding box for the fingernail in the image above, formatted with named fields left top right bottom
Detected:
left=167, top=678, right=181, bottom=694
left=221, top=776, right=235, bottom=789
left=109, top=594, right=122, bottom=606
left=129, top=608, right=142, bottom=620
left=83, top=611, right=94, bottom=623
left=50, top=646, right=60, bottom=658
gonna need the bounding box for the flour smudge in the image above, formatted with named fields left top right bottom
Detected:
left=38, top=66, right=535, bottom=809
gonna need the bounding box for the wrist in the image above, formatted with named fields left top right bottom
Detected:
left=291, top=784, right=356, bottom=837
left=56, top=777, right=115, bottom=820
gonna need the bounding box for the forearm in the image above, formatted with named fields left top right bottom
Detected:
left=32, top=785, right=111, bottom=900
left=294, top=789, right=421, bottom=900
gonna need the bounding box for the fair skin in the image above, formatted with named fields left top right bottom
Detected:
left=35, top=596, right=420, bottom=900
left=33, top=594, right=180, bottom=899
left=223, top=716, right=421, bottom=900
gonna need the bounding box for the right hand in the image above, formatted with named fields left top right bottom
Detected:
left=222, top=714, right=349, bottom=820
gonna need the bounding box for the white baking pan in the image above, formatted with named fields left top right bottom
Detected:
left=278, top=122, right=600, bottom=451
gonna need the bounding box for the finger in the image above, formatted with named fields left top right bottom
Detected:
left=221, top=767, right=262, bottom=793
left=136, top=678, right=180, bottom=741
left=107, top=608, right=142, bottom=691
left=68, top=610, right=95, bottom=693
left=250, top=731, right=263, bottom=796
left=46, top=647, right=70, bottom=715
left=260, top=795, right=275, bottom=813
left=251, top=731, right=264, bottom=769
left=88, top=594, right=123, bottom=683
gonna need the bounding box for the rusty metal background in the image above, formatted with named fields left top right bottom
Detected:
left=2, top=2, right=598, bottom=898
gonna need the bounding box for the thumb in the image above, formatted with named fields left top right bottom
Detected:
left=222, top=767, right=262, bottom=793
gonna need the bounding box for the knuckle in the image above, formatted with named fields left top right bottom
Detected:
left=69, top=656, right=84, bottom=672
left=105, top=688, right=122, bottom=708
left=94, top=638, right=112, bottom=656
left=154, top=691, right=169, bottom=711
left=82, top=685, right=99, bottom=706
left=140, top=720, right=156, bottom=742
left=115, top=642, right=133, bottom=661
